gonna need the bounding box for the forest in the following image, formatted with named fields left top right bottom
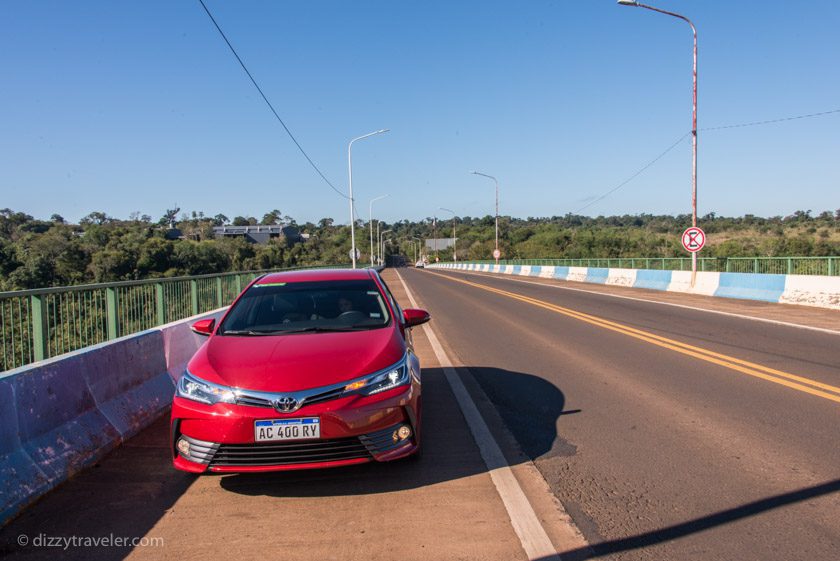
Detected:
left=1, top=207, right=838, bottom=290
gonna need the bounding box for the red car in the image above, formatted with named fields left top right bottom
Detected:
left=170, top=268, right=430, bottom=473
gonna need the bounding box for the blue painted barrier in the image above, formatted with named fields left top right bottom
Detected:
left=585, top=268, right=610, bottom=284
left=715, top=273, right=787, bottom=303
left=553, top=266, right=570, bottom=280
left=634, top=269, right=673, bottom=291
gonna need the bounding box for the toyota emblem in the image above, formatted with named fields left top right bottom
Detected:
left=273, top=396, right=299, bottom=413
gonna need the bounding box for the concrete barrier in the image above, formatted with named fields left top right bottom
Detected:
left=605, top=268, right=637, bottom=288
left=715, top=272, right=786, bottom=303
left=668, top=271, right=721, bottom=296
left=428, top=263, right=840, bottom=311
left=634, top=269, right=673, bottom=291
left=0, top=308, right=224, bottom=526
left=780, top=275, right=840, bottom=309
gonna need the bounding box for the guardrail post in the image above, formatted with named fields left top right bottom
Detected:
left=155, top=282, right=165, bottom=326
left=754, top=258, right=759, bottom=274
left=216, top=277, right=223, bottom=308
left=106, top=287, right=119, bottom=340
left=30, top=294, right=49, bottom=361
left=787, top=258, right=793, bottom=275
left=190, top=279, right=198, bottom=316
left=235, top=274, right=242, bottom=295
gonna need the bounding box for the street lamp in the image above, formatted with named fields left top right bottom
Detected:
left=411, top=236, right=423, bottom=265
left=471, top=171, right=499, bottom=264
left=617, top=0, right=698, bottom=281
left=369, top=194, right=389, bottom=267
left=439, top=207, right=457, bottom=262
left=379, top=229, right=393, bottom=267
left=432, top=217, right=436, bottom=259
left=348, top=129, right=389, bottom=268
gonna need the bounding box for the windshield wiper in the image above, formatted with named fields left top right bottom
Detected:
left=222, top=326, right=372, bottom=336
left=278, top=326, right=371, bottom=334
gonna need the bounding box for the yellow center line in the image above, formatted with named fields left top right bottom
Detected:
left=426, top=270, right=840, bottom=405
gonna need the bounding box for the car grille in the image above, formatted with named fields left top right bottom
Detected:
left=205, top=424, right=409, bottom=468
left=209, top=437, right=372, bottom=467
left=234, top=386, right=346, bottom=410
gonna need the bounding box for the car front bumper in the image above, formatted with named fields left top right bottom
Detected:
left=170, top=379, right=420, bottom=473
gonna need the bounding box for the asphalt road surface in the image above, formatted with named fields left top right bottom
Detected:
left=400, top=267, right=839, bottom=561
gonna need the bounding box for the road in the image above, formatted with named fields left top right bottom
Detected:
left=1, top=266, right=838, bottom=561
left=400, top=267, right=839, bottom=561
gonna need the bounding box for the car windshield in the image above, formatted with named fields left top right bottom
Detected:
left=219, top=279, right=391, bottom=335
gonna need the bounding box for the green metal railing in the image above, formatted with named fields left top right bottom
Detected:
left=451, top=256, right=838, bottom=276
left=0, top=266, right=335, bottom=373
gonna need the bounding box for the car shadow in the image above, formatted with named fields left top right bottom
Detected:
left=219, top=366, right=569, bottom=498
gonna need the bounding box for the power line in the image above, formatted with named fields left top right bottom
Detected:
left=578, top=106, right=840, bottom=213
left=197, top=0, right=348, bottom=199
left=575, top=132, right=690, bottom=214
left=702, top=108, right=840, bottom=131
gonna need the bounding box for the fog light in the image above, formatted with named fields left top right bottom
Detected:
left=176, top=437, right=191, bottom=456
left=394, top=425, right=412, bottom=442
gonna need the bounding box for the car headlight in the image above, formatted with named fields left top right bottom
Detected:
left=176, top=370, right=236, bottom=405
left=345, top=358, right=410, bottom=396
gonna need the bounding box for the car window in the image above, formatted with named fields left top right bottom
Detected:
left=219, top=279, right=390, bottom=335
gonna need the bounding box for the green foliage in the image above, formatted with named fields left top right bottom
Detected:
left=1, top=208, right=838, bottom=290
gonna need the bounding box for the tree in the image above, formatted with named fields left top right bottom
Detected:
left=159, top=207, right=181, bottom=226
left=261, top=210, right=282, bottom=225
left=80, top=211, right=111, bottom=226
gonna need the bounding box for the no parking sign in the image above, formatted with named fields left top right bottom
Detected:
left=681, top=227, right=706, bottom=253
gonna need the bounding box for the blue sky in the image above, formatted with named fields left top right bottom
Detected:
left=1, top=1, right=838, bottom=224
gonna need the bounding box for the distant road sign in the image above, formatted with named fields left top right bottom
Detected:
left=349, top=248, right=361, bottom=261
left=493, top=249, right=501, bottom=260
left=681, top=227, right=706, bottom=253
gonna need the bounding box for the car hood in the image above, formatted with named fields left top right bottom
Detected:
left=187, top=326, right=406, bottom=392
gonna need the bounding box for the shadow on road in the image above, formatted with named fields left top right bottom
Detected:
left=219, top=366, right=571, bottom=498
left=541, top=478, right=840, bottom=560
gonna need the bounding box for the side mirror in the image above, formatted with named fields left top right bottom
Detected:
left=403, top=308, right=431, bottom=328
left=191, top=318, right=216, bottom=336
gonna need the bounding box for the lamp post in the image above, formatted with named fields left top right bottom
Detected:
left=348, top=129, right=389, bottom=268
left=412, top=236, right=423, bottom=265
left=379, top=229, right=393, bottom=267
left=432, top=217, right=438, bottom=261
left=439, top=207, right=457, bottom=262
left=369, top=194, right=389, bottom=267
left=617, top=0, right=698, bottom=282
left=470, top=171, right=499, bottom=264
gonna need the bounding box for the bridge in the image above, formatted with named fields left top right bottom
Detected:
left=1, top=263, right=838, bottom=560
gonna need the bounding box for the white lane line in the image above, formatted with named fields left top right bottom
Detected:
left=396, top=270, right=562, bottom=561
left=445, top=269, right=840, bottom=337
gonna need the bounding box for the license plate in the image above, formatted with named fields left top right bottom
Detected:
left=254, top=418, right=320, bottom=442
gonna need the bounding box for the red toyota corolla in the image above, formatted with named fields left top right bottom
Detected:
left=170, top=268, right=429, bottom=473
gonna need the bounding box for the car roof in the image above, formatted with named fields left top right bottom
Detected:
left=254, top=268, right=376, bottom=285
